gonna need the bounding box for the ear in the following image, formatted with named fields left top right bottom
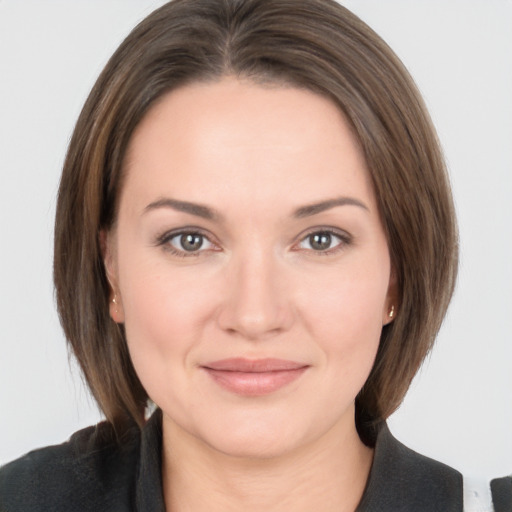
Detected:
left=382, top=265, right=399, bottom=326
left=99, top=229, right=125, bottom=323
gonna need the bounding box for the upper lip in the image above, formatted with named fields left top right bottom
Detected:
left=202, top=358, right=308, bottom=373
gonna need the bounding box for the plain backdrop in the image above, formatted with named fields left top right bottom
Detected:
left=1, top=0, right=511, bottom=481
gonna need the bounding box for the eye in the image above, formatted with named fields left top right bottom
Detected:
left=297, top=230, right=349, bottom=253
left=159, top=230, right=216, bottom=256
left=170, top=232, right=213, bottom=252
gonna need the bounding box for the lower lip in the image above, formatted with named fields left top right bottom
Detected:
left=203, top=367, right=308, bottom=396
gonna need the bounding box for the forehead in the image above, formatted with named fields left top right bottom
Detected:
left=121, top=77, right=376, bottom=213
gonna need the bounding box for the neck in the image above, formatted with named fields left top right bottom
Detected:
left=161, top=414, right=373, bottom=512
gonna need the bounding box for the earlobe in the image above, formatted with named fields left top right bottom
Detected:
left=109, top=292, right=125, bottom=324
left=99, top=229, right=125, bottom=323
left=383, top=304, right=396, bottom=326
left=383, top=265, right=399, bottom=326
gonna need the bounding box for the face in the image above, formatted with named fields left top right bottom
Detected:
left=105, top=78, right=396, bottom=459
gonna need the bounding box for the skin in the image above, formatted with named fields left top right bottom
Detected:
left=104, top=78, right=397, bottom=511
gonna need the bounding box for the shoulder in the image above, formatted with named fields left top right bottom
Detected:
left=491, top=475, right=512, bottom=512
left=358, top=424, right=463, bottom=512
left=0, top=421, right=141, bottom=512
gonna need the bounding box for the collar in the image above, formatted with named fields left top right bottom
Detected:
left=135, top=409, right=165, bottom=511
left=357, top=423, right=463, bottom=511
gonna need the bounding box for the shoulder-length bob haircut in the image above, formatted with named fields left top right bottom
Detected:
left=54, top=0, right=458, bottom=438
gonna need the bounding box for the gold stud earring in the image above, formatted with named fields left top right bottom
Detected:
left=111, top=295, right=119, bottom=314
left=389, top=305, right=395, bottom=319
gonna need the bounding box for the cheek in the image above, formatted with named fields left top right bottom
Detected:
left=297, top=258, right=388, bottom=373
left=117, top=254, right=220, bottom=387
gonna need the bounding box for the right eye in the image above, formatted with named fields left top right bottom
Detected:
left=158, top=230, right=217, bottom=257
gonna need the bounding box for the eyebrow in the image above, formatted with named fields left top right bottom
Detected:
left=143, top=198, right=220, bottom=220
left=143, top=195, right=368, bottom=221
left=293, top=197, right=369, bottom=218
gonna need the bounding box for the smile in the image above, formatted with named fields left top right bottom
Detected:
left=201, top=358, right=309, bottom=396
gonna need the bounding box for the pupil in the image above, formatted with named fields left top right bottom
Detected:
left=181, top=234, right=202, bottom=251
left=310, top=233, right=331, bottom=251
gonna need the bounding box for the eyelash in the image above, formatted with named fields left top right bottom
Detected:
left=155, top=227, right=352, bottom=258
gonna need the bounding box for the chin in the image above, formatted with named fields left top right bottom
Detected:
left=167, top=405, right=292, bottom=459
left=204, top=427, right=303, bottom=460
left=190, top=405, right=329, bottom=461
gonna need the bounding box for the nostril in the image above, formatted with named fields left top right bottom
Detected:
left=217, top=304, right=292, bottom=340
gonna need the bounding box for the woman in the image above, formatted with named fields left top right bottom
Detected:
left=0, top=1, right=507, bottom=510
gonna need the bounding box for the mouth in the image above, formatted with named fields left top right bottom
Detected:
left=201, top=358, right=309, bottom=396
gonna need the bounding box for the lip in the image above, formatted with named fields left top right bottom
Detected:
left=201, top=358, right=309, bottom=396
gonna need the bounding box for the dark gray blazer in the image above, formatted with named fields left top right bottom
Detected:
left=0, top=410, right=464, bottom=511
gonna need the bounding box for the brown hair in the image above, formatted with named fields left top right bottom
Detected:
left=54, top=0, right=458, bottom=438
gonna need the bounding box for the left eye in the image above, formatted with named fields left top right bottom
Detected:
left=168, top=232, right=214, bottom=253
left=298, top=231, right=344, bottom=252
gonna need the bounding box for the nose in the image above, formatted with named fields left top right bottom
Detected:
left=216, top=249, right=294, bottom=340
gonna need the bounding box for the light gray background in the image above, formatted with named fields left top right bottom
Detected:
left=1, top=0, right=511, bottom=480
